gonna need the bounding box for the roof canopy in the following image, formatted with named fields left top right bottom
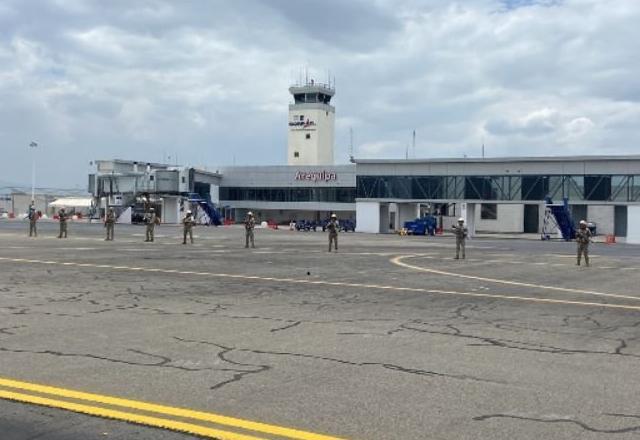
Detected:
left=49, top=197, right=93, bottom=208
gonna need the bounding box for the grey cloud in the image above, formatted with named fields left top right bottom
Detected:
left=1, top=0, right=640, bottom=187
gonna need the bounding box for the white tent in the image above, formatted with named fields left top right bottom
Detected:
left=49, top=197, right=93, bottom=208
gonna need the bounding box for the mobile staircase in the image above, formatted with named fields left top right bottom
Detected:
left=541, top=197, right=575, bottom=241
left=185, top=193, right=222, bottom=226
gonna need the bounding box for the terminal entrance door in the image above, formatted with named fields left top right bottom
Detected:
left=523, top=204, right=539, bottom=233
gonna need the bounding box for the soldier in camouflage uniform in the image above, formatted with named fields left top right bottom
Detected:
left=451, top=217, right=467, bottom=259
left=57, top=208, right=68, bottom=238
left=244, top=212, right=255, bottom=248
left=327, top=213, right=339, bottom=252
left=144, top=208, right=157, bottom=242
left=576, top=219, right=592, bottom=267
left=105, top=207, right=116, bottom=241
left=28, top=202, right=38, bottom=237
left=182, top=210, right=195, bottom=244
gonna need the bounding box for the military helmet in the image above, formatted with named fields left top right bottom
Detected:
left=331, top=214, right=337, bottom=218
left=458, top=217, right=464, bottom=222
left=150, top=207, right=155, bottom=212
left=186, top=210, right=192, bottom=215
left=247, top=211, right=253, bottom=216
left=579, top=220, right=587, bottom=226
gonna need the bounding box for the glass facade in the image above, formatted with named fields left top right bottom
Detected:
left=220, top=187, right=356, bottom=203
left=356, top=175, right=640, bottom=202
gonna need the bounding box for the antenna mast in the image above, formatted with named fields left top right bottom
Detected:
left=412, top=130, right=416, bottom=158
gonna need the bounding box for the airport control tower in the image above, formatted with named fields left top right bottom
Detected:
left=287, top=79, right=335, bottom=166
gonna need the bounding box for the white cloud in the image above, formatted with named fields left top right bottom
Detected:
left=1, top=0, right=639, bottom=187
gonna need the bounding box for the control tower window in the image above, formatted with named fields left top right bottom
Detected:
left=294, top=94, right=305, bottom=104
left=294, top=152, right=300, bottom=158
left=299, top=115, right=304, bottom=121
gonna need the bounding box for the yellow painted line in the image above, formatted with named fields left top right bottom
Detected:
left=1, top=256, right=640, bottom=312
left=0, top=377, right=345, bottom=440
left=0, top=389, right=264, bottom=440
left=391, top=255, right=640, bottom=302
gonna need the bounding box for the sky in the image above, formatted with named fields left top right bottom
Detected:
left=0, top=0, right=639, bottom=189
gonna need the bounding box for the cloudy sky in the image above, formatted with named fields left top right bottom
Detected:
left=1, top=0, right=639, bottom=188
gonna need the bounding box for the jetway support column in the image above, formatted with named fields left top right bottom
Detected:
left=356, top=201, right=382, bottom=233
left=461, top=202, right=477, bottom=238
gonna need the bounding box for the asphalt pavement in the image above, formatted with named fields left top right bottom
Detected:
left=1, top=219, right=640, bottom=440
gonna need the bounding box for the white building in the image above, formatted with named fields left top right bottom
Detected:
left=87, top=77, right=640, bottom=243
left=287, top=80, right=335, bottom=166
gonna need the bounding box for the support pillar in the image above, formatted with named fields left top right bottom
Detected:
left=461, top=202, right=476, bottom=237
left=355, top=201, right=382, bottom=233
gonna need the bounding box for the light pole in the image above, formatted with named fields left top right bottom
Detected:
left=29, top=141, right=38, bottom=202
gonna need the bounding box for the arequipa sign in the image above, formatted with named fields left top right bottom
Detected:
left=295, top=170, right=337, bottom=182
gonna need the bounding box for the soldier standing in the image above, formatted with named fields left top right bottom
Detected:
left=576, top=220, right=592, bottom=267
left=244, top=211, right=255, bottom=248
left=144, top=208, right=157, bottom=242
left=182, top=210, right=195, bottom=244
left=28, top=202, right=38, bottom=237
left=105, top=207, right=116, bottom=241
left=58, top=208, right=68, bottom=239
left=451, top=217, right=467, bottom=259
left=327, top=213, right=339, bottom=252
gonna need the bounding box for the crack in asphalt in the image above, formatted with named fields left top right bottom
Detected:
left=473, top=414, right=640, bottom=434
left=399, top=321, right=640, bottom=359
left=172, top=336, right=506, bottom=385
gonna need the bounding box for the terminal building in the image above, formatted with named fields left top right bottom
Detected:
left=89, top=79, right=640, bottom=242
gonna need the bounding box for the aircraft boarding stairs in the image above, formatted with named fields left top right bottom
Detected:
left=541, top=197, right=575, bottom=241
left=185, top=193, right=222, bottom=226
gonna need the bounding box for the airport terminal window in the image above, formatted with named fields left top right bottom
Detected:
left=220, top=187, right=356, bottom=203
left=611, top=176, right=630, bottom=201
left=521, top=176, right=548, bottom=200
left=630, top=176, right=640, bottom=202
left=481, top=203, right=498, bottom=220
left=356, top=173, right=636, bottom=202
left=584, top=175, right=611, bottom=200
left=465, top=177, right=496, bottom=200
left=565, top=176, right=584, bottom=201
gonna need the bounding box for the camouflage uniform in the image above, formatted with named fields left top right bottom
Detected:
left=28, top=206, right=38, bottom=237
left=576, top=226, right=592, bottom=266
left=145, top=211, right=157, bottom=242
left=58, top=209, right=68, bottom=238
left=244, top=215, right=255, bottom=248
left=327, top=217, right=339, bottom=252
left=105, top=209, right=116, bottom=241
left=451, top=221, right=467, bottom=259
left=182, top=213, right=194, bottom=244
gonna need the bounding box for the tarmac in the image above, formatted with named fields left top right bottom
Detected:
left=1, top=219, right=640, bottom=439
